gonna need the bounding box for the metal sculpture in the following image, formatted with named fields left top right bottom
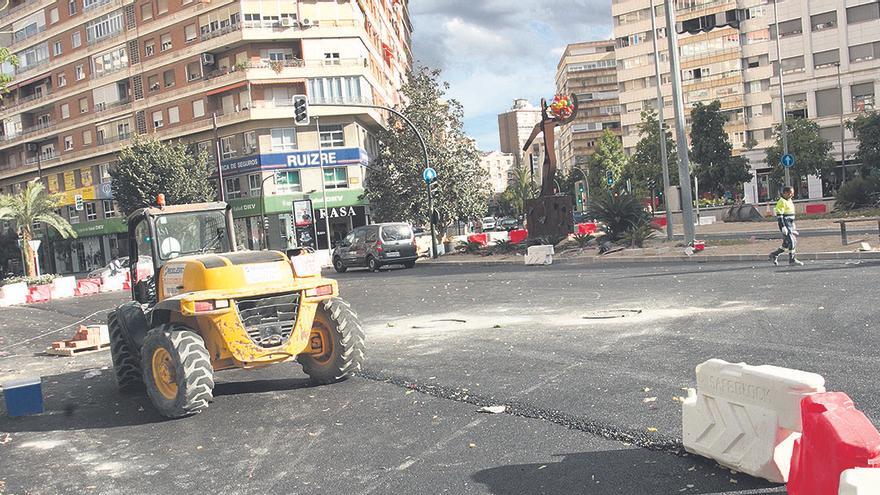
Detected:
left=522, top=94, right=579, bottom=196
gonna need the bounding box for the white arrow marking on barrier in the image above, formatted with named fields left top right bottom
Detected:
left=693, top=396, right=758, bottom=461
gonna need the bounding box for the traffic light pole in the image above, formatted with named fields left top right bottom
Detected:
left=259, top=174, right=276, bottom=250
left=650, top=5, right=673, bottom=241
left=309, top=102, right=437, bottom=258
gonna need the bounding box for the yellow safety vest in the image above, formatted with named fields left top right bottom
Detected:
left=774, top=198, right=795, bottom=216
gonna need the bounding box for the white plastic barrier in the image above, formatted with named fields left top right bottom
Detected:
left=100, top=273, right=125, bottom=293
left=0, top=282, right=28, bottom=307
left=840, top=469, right=880, bottom=495
left=50, top=276, right=76, bottom=299
left=486, top=231, right=510, bottom=244
left=682, top=359, right=826, bottom=483
left=524, top=245, right=553, bottom=266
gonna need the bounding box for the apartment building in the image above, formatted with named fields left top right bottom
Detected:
left=0, top=0, right=412, bottom=274
left=479, top=150, right=514, bottom=195
left=554, top=40, right=621, bottom=173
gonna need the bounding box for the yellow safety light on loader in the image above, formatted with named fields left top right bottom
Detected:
left=107, top=199, right=364, bottom=418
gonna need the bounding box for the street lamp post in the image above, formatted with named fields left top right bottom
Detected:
left=650, top=1, right=674, bottom=241
left=773, top=0, right=791, bottom=187
left=213, top=113, right=226, bottom=202
left=836, top=62, right=847, bottom=184
left=315, top=116, right=333, bottom=252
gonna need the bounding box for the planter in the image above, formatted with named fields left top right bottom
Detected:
left=0, top=282, right=28, bottom=307
left=50, top=276, right=77, bottom=299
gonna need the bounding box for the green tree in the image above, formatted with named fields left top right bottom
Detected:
left=766, top=117, right=835, bottom=183
left=0, top=47, right=19, bottom=100
left=689, top=101, right=752, bottom=195
left=848, top=111, right=880, bottom=176
left=591, top=129, right=627, bottom=190
left=0, top=181, right=77, bottom=277
left=501, top=164, right=538, bottom=218
left=112, top=136, right=215, bottom=216
left=623, top=110, right=679, bottom=196
left=364, top=66, right=489, bottom=226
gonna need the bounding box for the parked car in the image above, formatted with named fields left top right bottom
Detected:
left=332, top=223, right=418, bottom=272
left=498, top=217, right=521, bottom=231
left=481, top=216, right=497, bottom=231
left=87, top=256, right=153, bottom=279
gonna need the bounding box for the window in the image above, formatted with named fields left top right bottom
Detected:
left=323, top=52, right=340, bottom=65
left=186, top=61, right=201, bottom=81
left=152, top=110, right=163, bottom=128
left=49, top=8, right=59, bottom=23
left=72, top=31, right=81, bottom=48
left=69, top=0, right=77, bottom=15
left=163, top=69, right=174, bottom=87
left=307, top=76, right=366, bottom=104
left=86, top=11, right=123, bottom=42
left=224, top=177, right=241, bottom=199
left=323, top=167, right=348, bottom=189
left=248, top=174, right=261, bottom=196
left=275, top=171, right=301, bottom=193
left=99, top=163, right=111, bottom=182
left=103, top=200, right=116, bottom=218
left=811, top=11, right=837, bottom=31
left=92, top=46, right=128, bottom=78
left=61, top=103, right=70, bottom=119
left=140, top=2, right=152, bottom=20
left=847, top=3, right=880, bottom=24
left=819, top=125, right=842, bottom=142
left=68, top=206, right=79, bottom=224
left=168, top=106, right=179, bottom=124
left=243, top=130, right=257, bottom=153
left=319, top=124, right=345, bottom=148
left=148, top=74, right=160, bottom=91
left=64, top=136, right=74, bottom=150
left=192, top=99, right=205, bottom=118
left=185, top=24, right=197, bottom=42
left=852, top=82, right=875, bottom=112
left=774, top=18, right=803, bottom=38
left=157, top=0, right=168, bottom=14
left=816, top=87, right=842, bottom=117
left=785, top=93, right=808, bottom=119
left=85, top=202, right=97, bottom=221
left=53, top=41, right=62, bottom=56
left=83, top=130, right=92, bottom=145
left=75, top=64, right=85, bottom=80
left=144, top=39, right=155, bottom=56
left=780, top=55, right=805, bottom=74
left=160, top=33, right=171, bottom=51
left=849, top=42, right=880, bottom=63
left=220, top=135, right=235, bottom=158
left=270, top=128, right=296, bottom=151
left=57, top=73, right=67, bottom=87
left=813, top=49, right=839, bottom=69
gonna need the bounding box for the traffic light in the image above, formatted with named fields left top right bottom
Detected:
left=573, top=180, right=587, bottom=209
left=606, top=170, right=614, bottom=186
left=293, top=95, right=309, bottom=126
left=74, top=194, right=84, bottom=211
left=263, top=216, right=270, bottom=232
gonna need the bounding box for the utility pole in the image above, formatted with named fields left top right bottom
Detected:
left=772, top=0, right=791, bottom=187
left=664, top=0, right=695, bottom=245
left=315, top=116, right=332, bottom=252
left=837, top=62, right=847, bottom=183
left=213, top=113, right=226, bottom=201
left=650, top=2, right=673, bottom=241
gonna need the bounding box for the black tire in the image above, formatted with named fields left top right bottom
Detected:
left=297, top=298, right=365, bottom=384
left=333, top=257, right=347, bottom=273
left=108, top=310, right=144, bottom=393
left=367, top=256, right=381, bottom=272
left=403, top=260, right=416, bottom=269
left=141, top=325, right=214, bottom=418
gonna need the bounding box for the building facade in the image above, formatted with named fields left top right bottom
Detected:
left=479, top=150, right=514, bottom=195
left=554, top=40, right=621, bottom=173
left=0, top=0, right=413, bottom=274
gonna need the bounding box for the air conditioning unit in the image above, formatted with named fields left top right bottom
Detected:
left=300, top=18, right=312, bottom=27
left=201, top=53, right=215, bottom=65
left=281, top=17, right=295, bottom=27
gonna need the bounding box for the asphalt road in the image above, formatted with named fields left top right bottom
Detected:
left=2, top=258, right=879, bottom=494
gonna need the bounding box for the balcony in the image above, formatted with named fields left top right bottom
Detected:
left=94, top=98, right=131, bottom=114
left=200, top=23, right=242, bottom=42
left=9, top=24, right=47, bottom=47
left=25, top=153, right=59, bottom=165
left=96, top=131, right=132, bottom=146
left=14, top=58, right=50, bottom=76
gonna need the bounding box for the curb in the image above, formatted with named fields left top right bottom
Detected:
left=423, top=251, right=880, bottom=267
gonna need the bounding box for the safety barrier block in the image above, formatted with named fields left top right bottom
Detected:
left=100, top=273, right=125, bottom=293
left=50, top=276, right=76, bottom=300
left=651, top=217, right=668, bottom=228
left=123, top=272, right=131, bottom=291
left=467, top=233, right=488, bottom=246
left=805, top=204, right=828, bottom=215
left=0, top=281, right=28, bottom=307
left=682, top=359, right=825, bottom=483
left=524, top=245, right=553, bottom=266
left=509, top=229, right=528, bottom=244
left=839, top=468, right=880, bottom=495
left=576, top=223, right=597, bottom=235
left=75, top=278, right=102, bottom=297
left=788, top=392, right=880, bottom=495
left=26, top=285, right=52, bottom=304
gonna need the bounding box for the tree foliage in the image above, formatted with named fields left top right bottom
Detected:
left=0, top=47, right=18, bottom=101
left=501, top=164, right=538, bottom=218
left=848, top=111, right=880, bottom=176
left=689, top=101, right=752, bottom=195
left=765, top=117, right=835, bottom=182
left=591, top=129, right=627, bottom=190
left=585, top=192, right=650, bottom=242
left=623, top=110, right=679, bottom=195
left=0, top=181, right=76, bottom=277
left=112, top=136, right=215, bottom=216
left=363, top=66, right=489, bottom=226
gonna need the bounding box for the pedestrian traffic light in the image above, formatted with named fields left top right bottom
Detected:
left=606, top=170, right=614, bottom=186
left=74, top=194, right=84, bottom=211
left=293, top=95, right=309, bottom=126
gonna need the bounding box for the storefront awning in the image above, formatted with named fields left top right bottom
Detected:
left=206, top=81, right=247, bottom=96
left=250, top=78, right=305, bottom=85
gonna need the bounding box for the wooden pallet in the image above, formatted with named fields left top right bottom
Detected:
left=45, top=342, right=110, bottom=357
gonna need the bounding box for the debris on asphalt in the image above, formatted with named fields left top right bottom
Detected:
left=82, top=369, right=102, bottom=379
left=477, top=405, right=506, bottom=414
left=646, top=427, right=658, bottom=432
left=0, top=433, right=11, bottom=445
left=537, top=465, right=547, bottom=470
left=643, top=397, right=657, bottom=403
left=642, top=387, right=652, bottom=393
left=467, top=442, right=476, bottom=448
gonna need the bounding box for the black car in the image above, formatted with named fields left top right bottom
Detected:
left=332, top=223, right=418, bottom=272
left=498, top=217, right=521, bottom=231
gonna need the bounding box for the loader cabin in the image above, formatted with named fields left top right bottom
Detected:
left=127, top=196, right=236, bottom=305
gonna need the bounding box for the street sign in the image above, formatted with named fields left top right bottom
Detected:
left=781, top=153, right=795, bottom=169
left=28, top=240, right=41, bottom=251
left=423, top=167, right=437, bottom=184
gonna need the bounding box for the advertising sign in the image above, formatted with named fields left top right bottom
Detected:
left=292, top=199, right=317, bottom=250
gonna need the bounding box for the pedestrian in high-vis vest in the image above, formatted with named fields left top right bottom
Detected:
left=769, top=186, right=804, bottom=266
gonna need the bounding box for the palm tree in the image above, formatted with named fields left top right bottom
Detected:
left=0, top=180, right=77, bottom=277
left=502, top=164, right=539, bottom=218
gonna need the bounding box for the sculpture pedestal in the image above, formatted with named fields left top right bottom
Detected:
left=525, top=195, right=574, bottom=240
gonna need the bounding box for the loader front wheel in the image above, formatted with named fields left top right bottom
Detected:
left=142, top=325, right=214, bottom=418
left=298, top=298, right=365, bottom=384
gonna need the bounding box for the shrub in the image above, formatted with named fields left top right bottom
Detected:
left=835, top=177, right=880, bottom=210
left=573, top=234, right=594, bottom=248
left=1, top=274, right=60, bottom=287
left=621, top=221, right=658, bottom=248
left=457, top=240, right=484, bottom=254
left=491, top=239, right=516, bottom=254
left=586, top=192, right=650, bottom=241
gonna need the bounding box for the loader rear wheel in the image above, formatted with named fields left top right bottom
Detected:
left=298, top=298, right=365, bottom=384
left=108, top=311, right=143, bottom=393
left=141, top=325, right=214, bottom=418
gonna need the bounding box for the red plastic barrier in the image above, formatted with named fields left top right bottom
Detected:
left=788, top=392, right=880, bottom=495
left=467, top=233, right=488, bottom=246
left=509, top=229, right=528, bottom=244
left=26, top=285, right=52, bottom=304
left=576, top=223, right=597, bottom=235
left=805, top=204, right=827, bottom=215
left=123, top=272, right=131, bottom=290
left=651, top=217, right=668, bottom=228
left=75, top=278, right=102, bottom=297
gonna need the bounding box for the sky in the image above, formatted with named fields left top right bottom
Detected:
left=409, top=0, right=613, bottom=152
